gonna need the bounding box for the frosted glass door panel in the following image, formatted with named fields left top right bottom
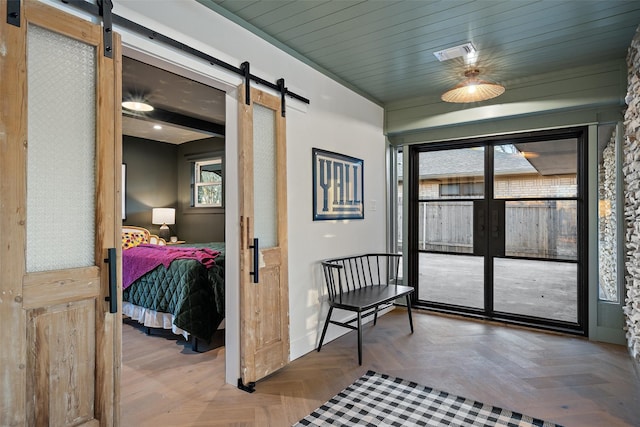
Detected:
left=26, top=25, right=96, bottom=272
left=253, top=104, right=277, bottom=249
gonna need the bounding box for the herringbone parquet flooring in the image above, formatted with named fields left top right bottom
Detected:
left=121, top=309, right=640, bottom=427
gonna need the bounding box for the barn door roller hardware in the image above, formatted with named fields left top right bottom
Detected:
left=97, top=0, right=113, bottom=58
left=60, top=0, right=309, bottom=116
left=277, top=78, right=287, bottom=117
left=241, top=61, right=251, bottom=106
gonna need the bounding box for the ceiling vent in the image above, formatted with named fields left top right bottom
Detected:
left=433, top=42, right=477, bottom=62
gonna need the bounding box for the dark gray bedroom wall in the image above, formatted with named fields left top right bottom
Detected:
left=177, top=137, right=225, bottom=243
left=122, top=136, right=178, bottom=236
left=122, top=135, right=225, bottom=243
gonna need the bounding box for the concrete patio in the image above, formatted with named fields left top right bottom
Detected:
left=418, top=253, right=578, bottom=323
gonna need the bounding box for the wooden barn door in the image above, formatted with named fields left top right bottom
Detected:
left=238, top=86, right=290, bottom=389
left=0, top=1, right=122, bottom=425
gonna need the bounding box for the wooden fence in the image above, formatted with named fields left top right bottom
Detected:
left=416, top=201, right=577, bottom=260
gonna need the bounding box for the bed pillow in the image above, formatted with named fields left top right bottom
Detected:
left=122, top=231, right=147, bottom=250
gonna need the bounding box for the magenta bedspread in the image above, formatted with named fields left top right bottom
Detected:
left=122, top=244, right=220, bottom=289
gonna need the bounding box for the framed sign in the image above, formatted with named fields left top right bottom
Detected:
left=313, top=148, right=364, bottom=220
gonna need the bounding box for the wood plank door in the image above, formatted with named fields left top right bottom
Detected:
left=238, top=86, right=290, bottom=388
left=0, top=1, right=122, bottom=425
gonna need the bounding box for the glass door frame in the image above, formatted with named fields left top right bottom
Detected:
left=407, top=127, right=588, bottom=335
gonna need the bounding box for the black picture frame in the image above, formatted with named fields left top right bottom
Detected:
left=313, top=148, right=364, bottom=221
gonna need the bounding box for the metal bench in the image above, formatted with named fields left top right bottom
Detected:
left=317, top=253, right=414, bottom=365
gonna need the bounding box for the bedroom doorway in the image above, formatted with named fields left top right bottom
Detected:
left=120, top=56, right=229, bottom=371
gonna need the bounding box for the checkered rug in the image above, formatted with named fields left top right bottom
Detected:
left=294, top=371, right=562, bottom=427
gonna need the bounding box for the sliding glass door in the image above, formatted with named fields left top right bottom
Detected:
left=409, top=129, right=585, bottom=333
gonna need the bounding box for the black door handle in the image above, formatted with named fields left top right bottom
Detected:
left=492, top=210, right=500, bottom=237
left=491, top=200, right=506, bottom=257
left=473, top=201, right=486, bottom=256
left=104, top=247, right=117, bottom=313
left=249, top=238, right=259, bottom=283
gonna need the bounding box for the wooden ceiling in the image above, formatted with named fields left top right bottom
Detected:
left=200, top=0, right=640, bottom=105
left=122, top=1, right=640, bottom=143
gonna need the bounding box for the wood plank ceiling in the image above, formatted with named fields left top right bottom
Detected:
left=200, top=0, right=640, bottom=105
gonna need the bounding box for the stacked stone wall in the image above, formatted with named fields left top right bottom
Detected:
left=599, top=131, right=617, bottom=301
left=623, top=26, right=640, bottom=362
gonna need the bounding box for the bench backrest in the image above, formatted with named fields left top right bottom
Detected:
left=321, top=253, right=402, bottom=300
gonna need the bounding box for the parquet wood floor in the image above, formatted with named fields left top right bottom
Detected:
left=121, top=310, right=640, bottom=426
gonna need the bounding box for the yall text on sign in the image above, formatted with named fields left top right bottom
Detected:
left=313, top=148, right=364, bottom=220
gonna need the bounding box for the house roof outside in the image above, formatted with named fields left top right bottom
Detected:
left=417, top=147, right=533, bottom=180
left=399, top=141, right=580, bottom=180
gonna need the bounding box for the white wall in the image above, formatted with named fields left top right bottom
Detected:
left=65, top=0, right=387, bottom=383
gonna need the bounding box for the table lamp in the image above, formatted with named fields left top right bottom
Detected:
left=152, top=208, right=175, bottom=241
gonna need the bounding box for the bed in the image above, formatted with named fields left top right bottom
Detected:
left=121, top=226, right=225, bottom=345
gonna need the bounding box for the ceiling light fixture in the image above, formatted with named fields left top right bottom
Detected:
left=441, top=69, right=505, bottom=103
left=122, top=100, right=154, bottom=112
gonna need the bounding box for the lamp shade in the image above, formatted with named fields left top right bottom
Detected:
left=152, top=208, right=175, bottom=225
left=441, top=69, right=505, bottom=103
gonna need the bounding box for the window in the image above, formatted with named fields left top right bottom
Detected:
left=598, top=124, right=619, bottom=302
left=193, top=157, right=223, bottom=207
left=439, top=182, right=483, bottom=197
left=394, top=146, right=403, bottom=253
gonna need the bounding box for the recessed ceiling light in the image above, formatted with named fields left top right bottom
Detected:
left=153, top=124, right=162, bottom=130
left=122, top=101, right=154, bottom=112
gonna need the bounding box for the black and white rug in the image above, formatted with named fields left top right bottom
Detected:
left=294, top=371, right=561, bottom=427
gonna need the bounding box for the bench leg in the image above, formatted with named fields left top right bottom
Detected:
left=317, top=306, right=333, bottom=352
left=406, top=294, right=414, bottom=333
left=357, top=311, right=363, bottom=365
left=373, top=305, right=378, bottom=326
